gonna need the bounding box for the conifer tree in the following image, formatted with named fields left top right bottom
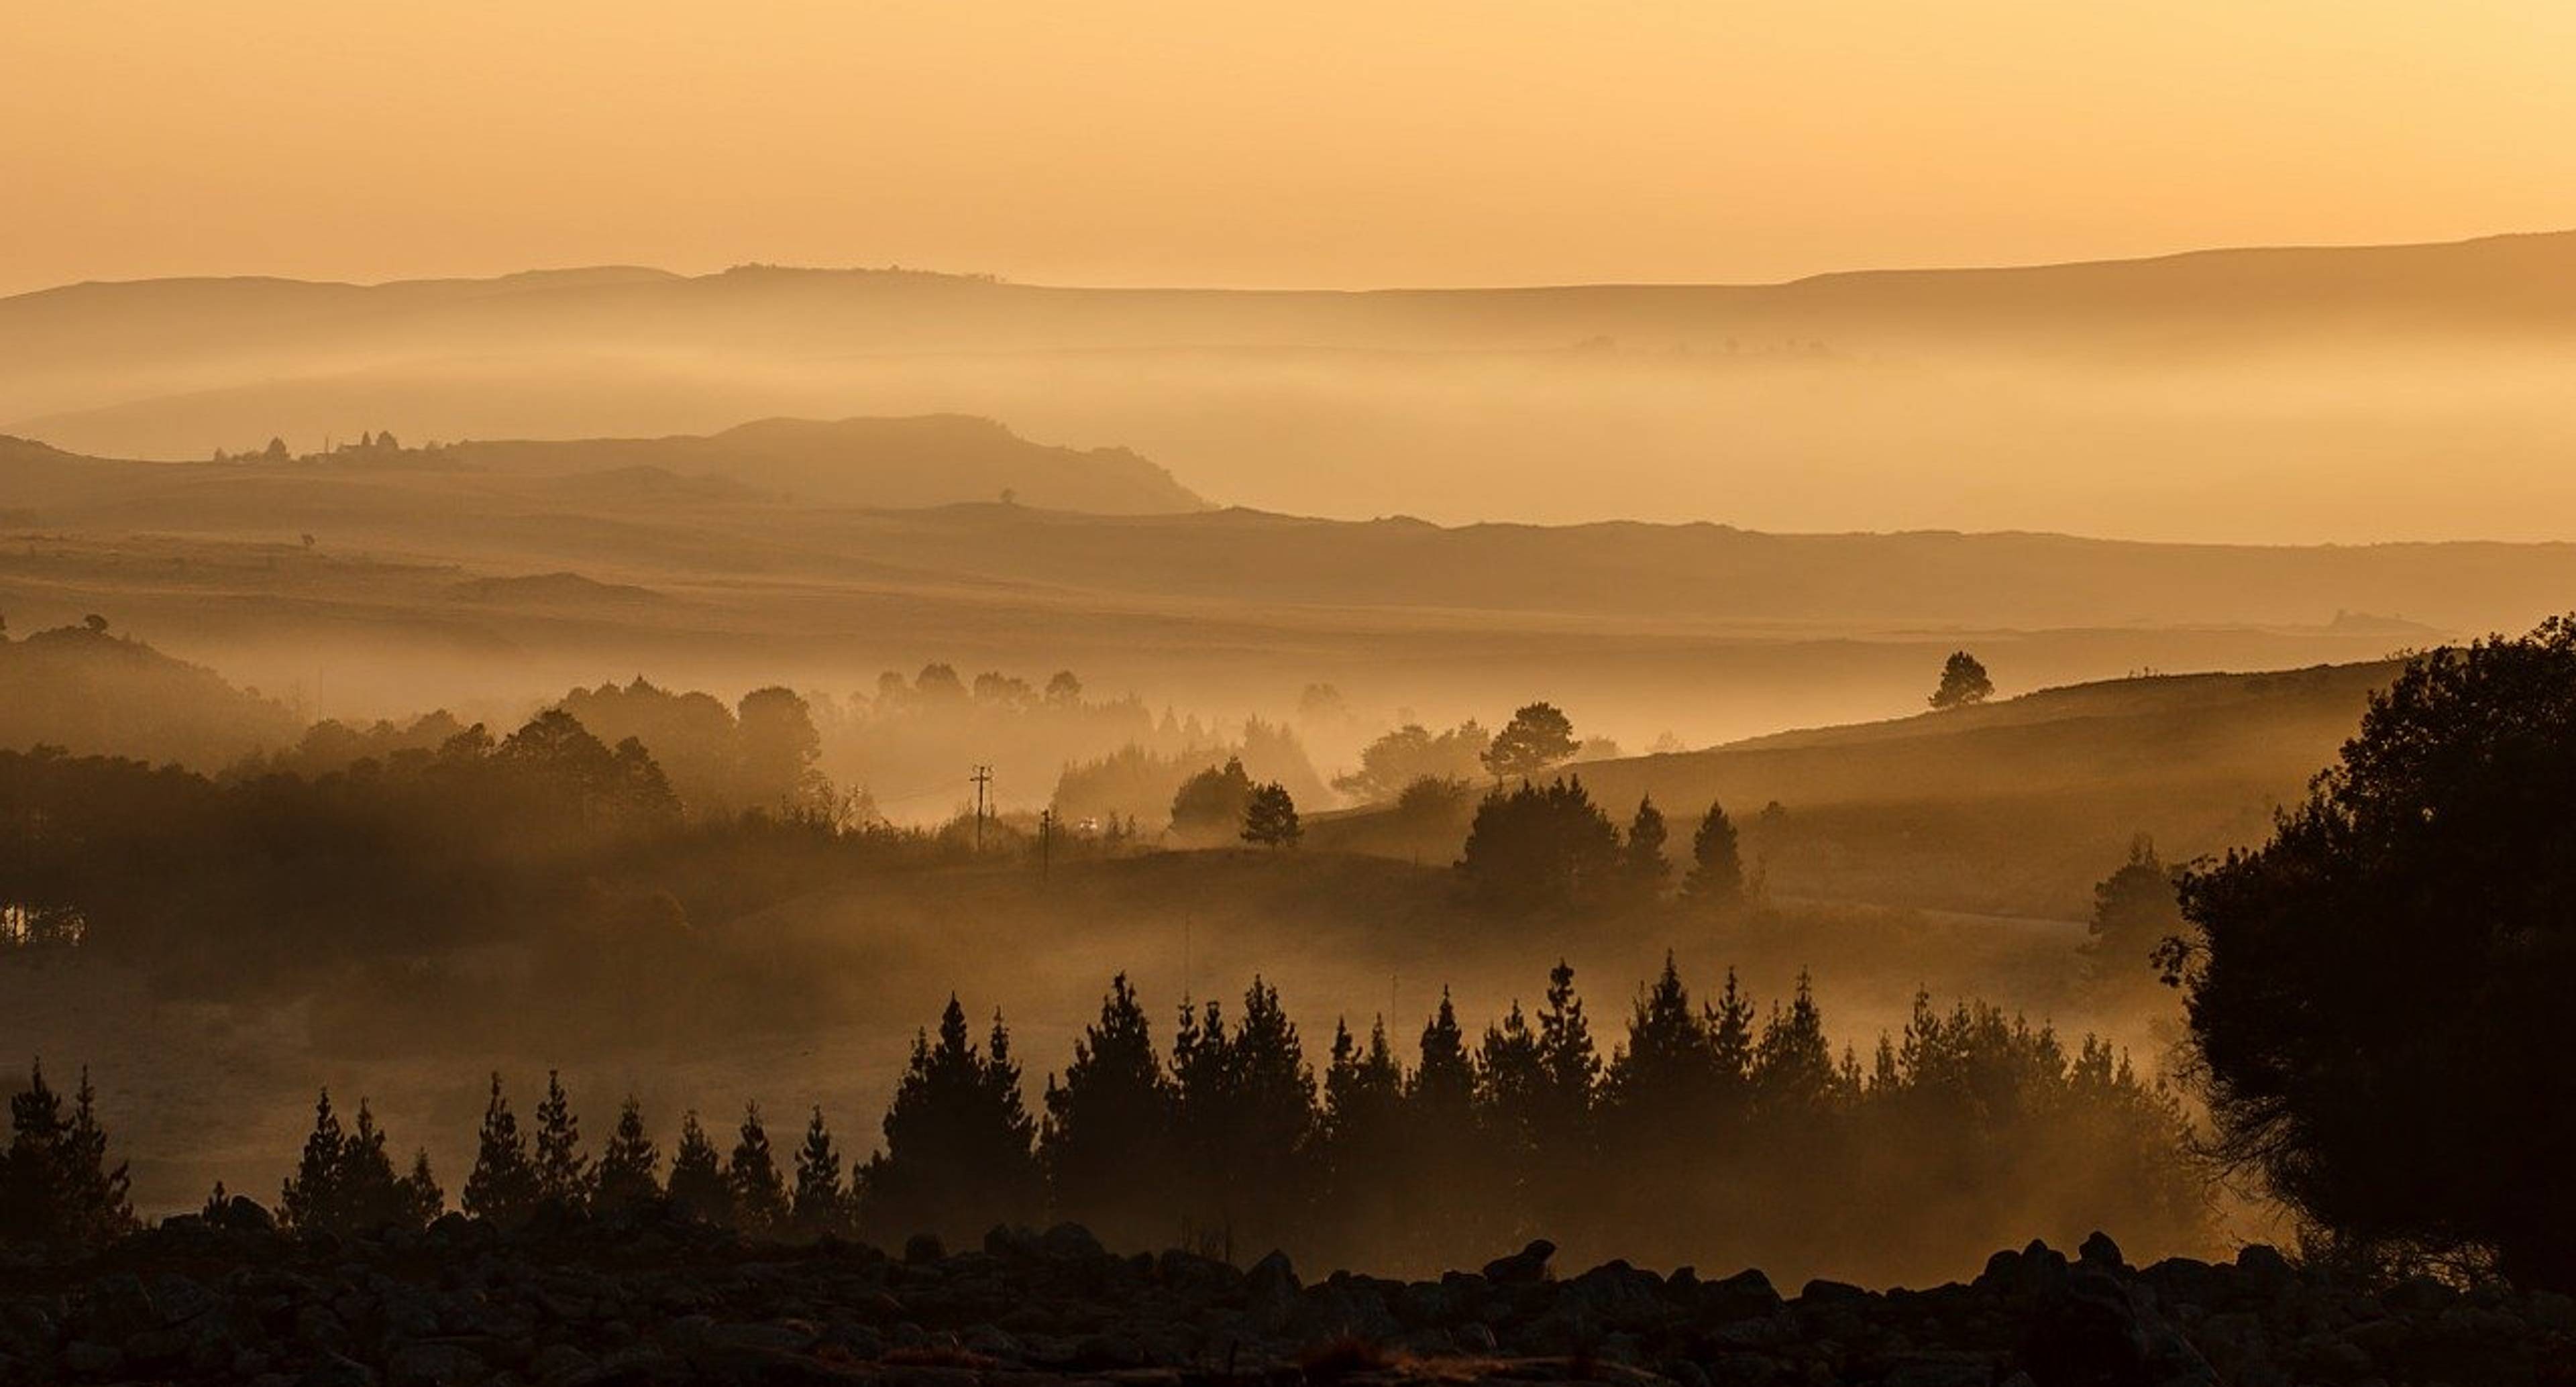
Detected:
left=462, top=1072, right=539, bottom=1225
left=666, top=1110, right=731, bottom=1225
left=861, top=998, right=1040, bottom=1243
left=60, top=1070, right=133, bottom=1244
left=1536, top=960, right=1599, bottom=1133
left=1040, top=973, right=1173, bottom=1246
left=1240, top=782, right=1301, bottom=847
left=792, top=1106, right=848, bottom=1234
left=1412, top=990, right=1474, bottom=1121
left=594, top=1094, right=661, bottom=1211
left=1682, top=799, right=1744, bottom=907
left=1621, top=795, right=1671, bottom=898
left=401, top=1149, right=445, bottom=1225
left=280, top=1088, right=347, bottom=1232
left=729, top=1101, right=788, bottom=1233
left=1752, top=970, right=1839, bottom=1112
left=337, top=1099, right=407, bottom=1229
left=1474, top=1000, right=1546, bottom=1154
left=532, top=1070, right=589, bottom=1209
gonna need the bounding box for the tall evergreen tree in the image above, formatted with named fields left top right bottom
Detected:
left=594, top=1094, right=661, bottom=1211
left=1620, top=795, right=1672, bottom=899
left=1682, top=800, right=1745, bottom=907
left=400, top=1148, right=445, bottom=1225
left=279, top=1088, right=347, bottom=1233
left=7, top=1064, right=140, bottom=1247
left=792, top=1107, right=849, bottom=1234
left=666, top=1111, right=731, bottom=1225
left=729, top=1101, right=788, bottom=1234
left=339, top=1099, right=407, bottom=1229
left=1040, top=973, right=1173, bottom=1247
left=462, top=1072, right=539, bottom=1225
left=1240, top=781, right=1302, bottom=847
left=861, top=998, right=1040, bottom=1243
left=1752, top=970, right=1840, bottom=1113
left=532, top=1070, right=589, bottom=1209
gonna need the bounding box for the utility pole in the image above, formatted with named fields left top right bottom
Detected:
left=971, top=765, right=992, bottom=852
left=1038, top=808, right=1054, bottom=882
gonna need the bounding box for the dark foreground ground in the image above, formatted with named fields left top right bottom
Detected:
left=3, top=1204, right=2571, bottom=1387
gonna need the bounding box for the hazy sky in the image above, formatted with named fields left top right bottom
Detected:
left=7, top=1, right=2576, bottom=294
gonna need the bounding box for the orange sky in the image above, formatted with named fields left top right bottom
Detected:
left=7, top=1, right=2575, bottom=294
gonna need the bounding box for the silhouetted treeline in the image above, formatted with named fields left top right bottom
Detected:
left=90, top=962, right=2206, bottom=1284
left=0, top=716, right=945, bottom=1034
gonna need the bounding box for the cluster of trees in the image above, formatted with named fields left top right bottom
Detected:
left=1055, top=716, right=1326, bottom=833
left=0, top=1062, right=136, bottom=1247
left=1167, top=757, right=1302, bottom=847
left=146, top=962, right=2198, bottom=1284
left=0, top=716, right=938, bottom=1030
left=553, top=679, right=832, bottom=818
left=1458, top=779, right=1746, bottom=913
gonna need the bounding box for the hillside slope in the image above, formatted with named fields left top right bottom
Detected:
left=1320, top=661, right=2401, bottom=919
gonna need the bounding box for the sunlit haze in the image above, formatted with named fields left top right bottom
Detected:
left=7, top=1, right=2576, bottom=291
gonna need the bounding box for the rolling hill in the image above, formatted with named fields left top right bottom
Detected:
left=1318, top=660, right=2403, bottom=920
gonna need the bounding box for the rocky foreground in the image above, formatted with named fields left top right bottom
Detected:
left=1, top=1203, right=2571, bottom=1386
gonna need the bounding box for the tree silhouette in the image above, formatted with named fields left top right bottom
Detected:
left=0, top=1062, right=135, bottom=1247
left=2085, top=836, right=2181, bottom=987
left=1170, top=757, right=1255, bottom=837
left=666, top=1111, right=731, bottom=1225
left=533, top=1070, right=589, bottom=1210
left=1682, top=799, right=1744, bottom=907
left=1240, top=781, right=1301, bottom=847
left=792, top=1107, right=849, bottom=1235
left=1620, top=795, right=1670, bottom=899
left=462, top=1073, right=538, bottom=1225
left=2171, top=617, right=2576, bottom=1287
left=861, top=998, right=1040, bottom=1243
left=280, top=1092, right=417, bottom=1233
left=1481, top=702, right=1578, bottom=781
left=729, top=1101, right=788, bottom=1235
left=278, top=1089, right=347, bottom=1232
left=594, top=1095, right=661, bottom=1211
left=1458, top=777, right=1620, bottom=909
left=1040, top=973, right=1173, bottom=1247
left=1929, top=651, right=1994, bottom=709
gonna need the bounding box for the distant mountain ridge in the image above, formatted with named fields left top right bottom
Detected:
left=0, top=414, right=1208, bottom=516
left=9, top=229, right=2575, bottom=539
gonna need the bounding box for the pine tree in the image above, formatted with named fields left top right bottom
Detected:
left=1620, top=795, right=1671, bottom=899
left=1682, top=799, right=1744, bottom=907
left=532, top=1070, right=589, bottom=1210
left=400, top=1149, right=445, bottom=1225
left=666, top=1111, right=731, bottom=1225
left=57, top=1068, right=135, bottom=1245
left=1752, top=970, right=1839, bottom=1113
left=462, top=1072, right=539, bottom=1225
left=1412, top=990, right=1474, bottom=1120
left=594, top=1095, right=661, bottom=1211
left=729, top=1101, right=788, bottom=1234
left=1240, top=782, right=1302, bottom=847
left=792, top=1107, right=848, bottom=1234
left=1536, top=960, right=1599, bottom=1130
left=279, top=1089, right=347, bottom=1233
left=1040, top=973, right=1173, bottom=1247
left=861, top=999, right=1040, bottom=1243
left=338, top=1099, right=407, bottom=1229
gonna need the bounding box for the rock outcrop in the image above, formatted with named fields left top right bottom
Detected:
left=0, top=1209, right=2569, bottom=1385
